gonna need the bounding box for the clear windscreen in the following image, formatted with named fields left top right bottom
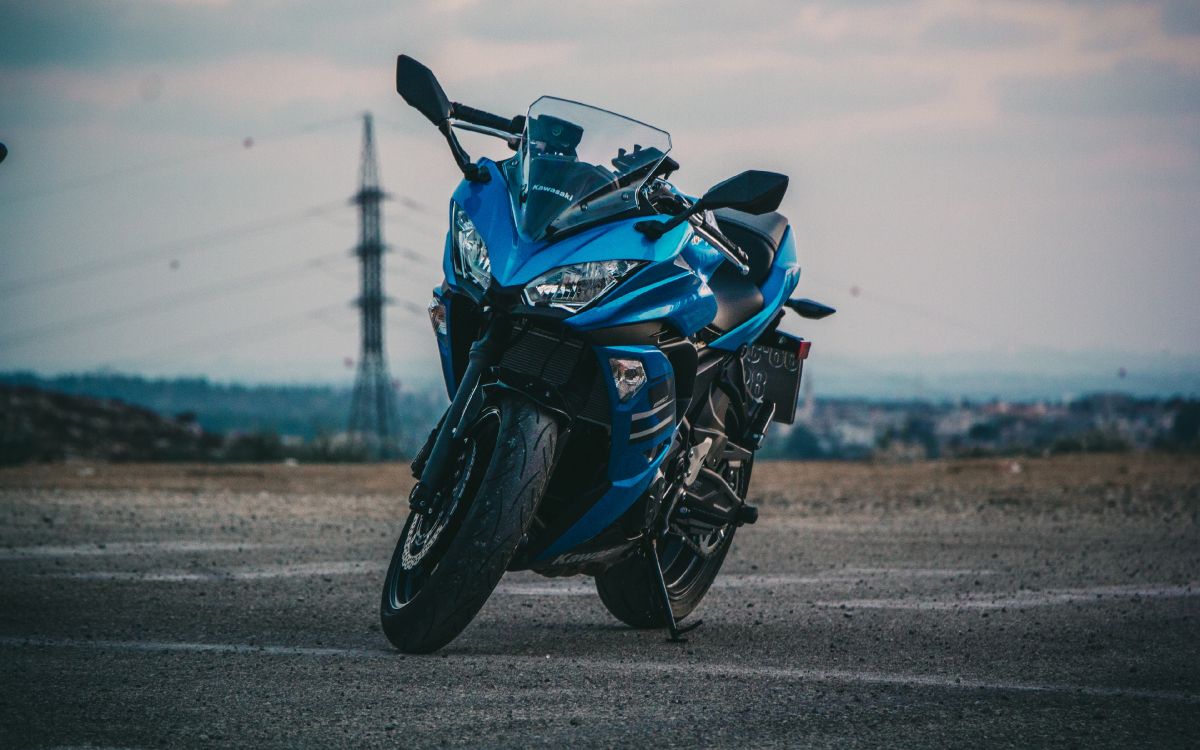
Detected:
left=503, top=96, right=671, bottom=241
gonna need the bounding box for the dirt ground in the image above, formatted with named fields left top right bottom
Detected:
left=1, top=453, right=1198, bottom=748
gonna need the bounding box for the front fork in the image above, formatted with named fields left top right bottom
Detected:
left=409, top=315, right=511, bottom=514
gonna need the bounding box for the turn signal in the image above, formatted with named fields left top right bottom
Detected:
left=609, top=358, right=646, bottom=402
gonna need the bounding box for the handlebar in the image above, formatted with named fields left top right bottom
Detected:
left=450, top=103, right=525, bottom=135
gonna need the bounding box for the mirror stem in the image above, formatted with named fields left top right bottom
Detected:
left=634, top=200, right=704, bottom=240
left=636, top=200, right=752, bottom=275
left=438, top=122, right=490, bottom=183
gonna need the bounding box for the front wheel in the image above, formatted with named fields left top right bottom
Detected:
left=380, top=394, right=558, bottom=653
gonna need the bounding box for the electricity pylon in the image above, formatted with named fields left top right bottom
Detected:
left=347, top=112, right=398, bottom=459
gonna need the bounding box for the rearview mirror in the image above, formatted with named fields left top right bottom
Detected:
left=396, top=55, right=452, bottom=124
left=634, top=169, right=790, bottom=245
left=701, top=170, right=789, bottom=215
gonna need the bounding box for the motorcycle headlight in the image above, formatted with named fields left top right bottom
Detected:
left=523, top=259, right=643, bottom=311
left=452, top=202, right=491, bottom=289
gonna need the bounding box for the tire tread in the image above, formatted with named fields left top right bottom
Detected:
left=380, top=395, right=558, bottom=653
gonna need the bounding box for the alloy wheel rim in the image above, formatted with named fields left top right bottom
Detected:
left=388, top=409, right=500, bottom=608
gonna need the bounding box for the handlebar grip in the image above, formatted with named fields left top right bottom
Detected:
left=451, top=103, right=523, bottom=134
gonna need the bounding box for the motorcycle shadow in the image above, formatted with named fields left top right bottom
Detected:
left=438, top=617, right=778, bottom=659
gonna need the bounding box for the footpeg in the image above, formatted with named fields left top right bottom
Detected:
left=736, top=503, right=758, bottom=525
left=684, top=437, right=713, bottom=486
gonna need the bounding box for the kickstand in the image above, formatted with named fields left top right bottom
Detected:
left=644, top=537, right=703, bottom=643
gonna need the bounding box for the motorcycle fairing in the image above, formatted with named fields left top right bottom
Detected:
left=566, top=261, right=717, bottom=335
left=448, top=161, right=692, bottom=290
left=507, top=96, right=673, bottom=242
left=435, top=158, right=803, bottom=562
left=446, top=160, right=747, bottom=337
left=707, top=227, right=800, bottom=351
left=535, top=343, right=675, bottom=562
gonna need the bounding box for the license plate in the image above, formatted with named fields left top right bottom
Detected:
left=741, top=331, right=807, bottom=424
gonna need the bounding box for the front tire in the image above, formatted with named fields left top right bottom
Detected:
left=380, top=394, right=558, bottom=653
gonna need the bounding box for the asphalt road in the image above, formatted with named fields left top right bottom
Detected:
left=1, top=456, right=1198, bottom=748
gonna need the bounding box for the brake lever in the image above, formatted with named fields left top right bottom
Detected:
left=692, top=216, right=751, bottom=276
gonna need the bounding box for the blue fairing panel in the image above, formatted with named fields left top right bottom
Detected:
left=708, top=226, right=800, bottom=351
left=566, top=262, right=717, bottom=337
left=438, top=159, right=802, bottom=563
left=450, top=161, right=692, bottom=290
left=536, top=344, right=674, bottom=561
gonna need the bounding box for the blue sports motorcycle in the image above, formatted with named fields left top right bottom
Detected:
left=381, top=55, right=835, bottom=653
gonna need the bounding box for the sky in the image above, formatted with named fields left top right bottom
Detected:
left=1, top=0, right=1198, bottom=398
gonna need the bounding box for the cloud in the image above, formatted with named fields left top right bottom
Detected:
left=1161, top=0, right=1200, bottom=36
left=0, top=56, right=385, bottom=137
left=446, top=0, right=805, bottom=44
left=423, top=38, right=578, bottom=86
left=0, top=0, right=412, bottom=69
left=920, top=14, right=1054, bottom=50
left=5, top=0, right=1200, bottom=376
left=0, top=1, right=128, bottom=68
left=1000, top=59, right=1200, bottom=116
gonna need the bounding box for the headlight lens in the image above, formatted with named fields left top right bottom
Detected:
left=452, top=203, right=491, bottom=289
left=523, top=259, right=642, bottom=311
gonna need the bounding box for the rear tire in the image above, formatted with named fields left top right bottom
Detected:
left=595, top=453, right=752, bottom=629
left=594, top=529, right=736, bottom=628
left=380, top=394, right=558, bottom=653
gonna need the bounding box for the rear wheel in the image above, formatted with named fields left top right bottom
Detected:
left=595, top=451, right=752, bottom=629
left=380, top=394, right=558, bottom=653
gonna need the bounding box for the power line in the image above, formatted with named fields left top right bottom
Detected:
left=123, top=290, right=420, bottom=365
left=0, top=249, right=348, bottom=351
left=0, top=143, right=239, bottom=205
left=804, top=272, right=1025, bottom=349
left=129, top=302, right=350, bottom=361
left=385, top=206, right=443, bottom=233
left=302, top=219, right=435, bottom=287
left=392, top=194, right=435, bottom=216
left=308, top=305, right=357, bottom=335
left=392, top=247, right=429, bottom=262
left=396, top=299, right=428, bottom=316
left=0, top=198, right=350, bottom=298
left=0, top=113, right=364, bottom=204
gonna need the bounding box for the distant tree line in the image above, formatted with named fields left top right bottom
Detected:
left=0, top=371, right=445, bottom=460
left=3, top=372, right=1197, bottom=465
left=759, top=394, right=1200, bottom=461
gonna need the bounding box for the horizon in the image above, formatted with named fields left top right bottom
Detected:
left=6, top=351, right=1200, bottom=404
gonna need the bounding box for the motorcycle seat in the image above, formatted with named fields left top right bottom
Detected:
left=713, top=208, right=789, bottom=285
left=705, top=208, right=788, bottom=332
left=707, top=260, right=764, bottom=331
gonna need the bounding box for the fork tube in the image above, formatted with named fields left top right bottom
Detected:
left=409, top=315, right=509, bottom=511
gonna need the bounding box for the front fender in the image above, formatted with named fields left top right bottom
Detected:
left=480, top=378, right=572, bottom=425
